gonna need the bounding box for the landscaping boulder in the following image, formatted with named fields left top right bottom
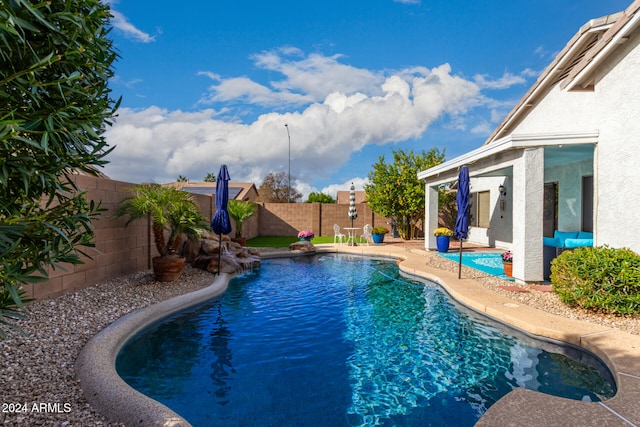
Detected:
left=188, top=231, right=260, bottom=274
left=289, top=241, right=316, bottom=253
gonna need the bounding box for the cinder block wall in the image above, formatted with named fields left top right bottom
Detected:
left=27, top=175, right=212, bottom=300
left=25, top=176, right=412, bottom=300
left=254, top=202, right=393, bottom=237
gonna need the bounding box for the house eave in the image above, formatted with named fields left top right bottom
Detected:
left=485, top=10, right=628, bottom=144
left=417, top=131, right=599, bottom=182
left=564, top=5, right=640, bottom=91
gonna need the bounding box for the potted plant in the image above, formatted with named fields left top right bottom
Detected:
left=116, top=184, right=208, bottom=281
left=501, top=250, right=513, bottom=278
left=371, top=227, right=389, bottom=244
left=298, top=230, right=315, bottom=242
left=227, top=200, right=257, bottom=246
left=433, top=227, right=453, bottom=253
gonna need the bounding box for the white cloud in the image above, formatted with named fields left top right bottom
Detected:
left=320, top=178, right=369, bottom=200
left=474, top=71, right=526, bottom=90
left=109, top=9, right=155, bottom=43
left=470, top=121, right=492, bottom=135
left=200, top=49, right=383, bottom=108
left=199, top=75, right=314, bottom=107
left=103, top=50, right=486, bottom=190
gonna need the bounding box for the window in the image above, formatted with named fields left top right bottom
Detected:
left=469, top=191, right=491, bottom=228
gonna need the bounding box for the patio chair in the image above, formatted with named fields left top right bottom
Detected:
left=360, top=224, right=372, bottom=245
left=333, top=224, right=346, bottom=245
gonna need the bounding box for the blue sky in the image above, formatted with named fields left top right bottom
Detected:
left=102, top=0, right=631, bottom=198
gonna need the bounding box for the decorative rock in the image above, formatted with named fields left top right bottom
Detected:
left=188, top=233, right=261, bottom=274
left=289, top=241, right=316, bottom=253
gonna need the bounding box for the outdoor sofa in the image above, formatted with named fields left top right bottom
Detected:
left=543, top=230, right=593, bottom=279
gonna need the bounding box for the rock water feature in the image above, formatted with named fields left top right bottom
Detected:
left=183, top=231, right=261, bottom=274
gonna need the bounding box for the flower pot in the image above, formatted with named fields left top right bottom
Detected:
left=152, top=256, right=186, bottom=282
left=436, top=235, right=451, bottom=253
left=372, top=233, right=385, bottom=244
left=232, top=237, right=247, bottom=247
left=503, top=262, right=513, bottom=278
left=300, top=237, right=312, bottom=242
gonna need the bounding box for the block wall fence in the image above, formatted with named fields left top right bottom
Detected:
left=29, top=175, right=400, bottom=300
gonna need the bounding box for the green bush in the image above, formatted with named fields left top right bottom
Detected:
left=551, top=246, right=640, bottom=315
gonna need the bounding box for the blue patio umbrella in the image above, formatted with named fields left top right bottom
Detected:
left=211, top=165, right=232, bottom=274
left=454, top=165, right=470, bottom=279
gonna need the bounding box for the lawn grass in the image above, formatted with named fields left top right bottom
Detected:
left=246, top=235, right=337, bottom=247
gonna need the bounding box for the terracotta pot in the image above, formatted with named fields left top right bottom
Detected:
left=152, top=256, right=186, bottom=282
left=231, top=237, right=247, bottom=247
left=503, top=262, right=513, bottom=278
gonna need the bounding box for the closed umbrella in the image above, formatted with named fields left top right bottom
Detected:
left=348, top=183, right=358, bottom=245
left=211, top=165, right=232, bottom=274
left=454, top=166, right=470, bottom=279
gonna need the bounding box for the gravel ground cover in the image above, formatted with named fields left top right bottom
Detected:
left=0, top=266, right=215, bottom=426
left=0, top=250, right=638, bottom=426
left=422, top=248, right=640, bottom=336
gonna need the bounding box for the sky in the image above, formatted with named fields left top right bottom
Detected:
left=102, top=0, right=631, bottom=199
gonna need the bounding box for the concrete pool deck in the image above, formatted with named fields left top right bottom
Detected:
left=76, top=243, right=640, bottom=426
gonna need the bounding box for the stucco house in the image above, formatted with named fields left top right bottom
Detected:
left=418, top=1, right=640, bottom=283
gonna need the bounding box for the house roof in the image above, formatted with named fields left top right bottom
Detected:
left=418, top=1, right=639, bottom=183
left=485, top=1, right=640, bottom=144
left=336, top=190, right=366, bottom=204
left=164, top=181, right=258, bottom=201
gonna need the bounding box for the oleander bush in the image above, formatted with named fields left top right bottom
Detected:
left=551, top=246, right=640, bottom=315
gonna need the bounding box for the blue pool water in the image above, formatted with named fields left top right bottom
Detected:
left=439, top=251, right=512, bottom=280
left=116, top=255, right=615, bottom=427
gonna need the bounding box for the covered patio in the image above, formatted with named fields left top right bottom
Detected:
left=419, top=131, right=597, bottom=283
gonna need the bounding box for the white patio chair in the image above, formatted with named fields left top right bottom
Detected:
left=360, top=224, right=372, bottom=245
left=333, top=224, right=346, bottom=245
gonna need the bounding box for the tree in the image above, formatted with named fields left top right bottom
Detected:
left=116, top=185, right=207, bottom=257
left=365, top=148, right=446, bottom=239
left=204, top=173, right=215, bottom=182
left=258, top=171, right=302, bottom=203
left=0, top=1, right=119, bottom=338
left=227, top=200, right=257, bottom=238
left=305, top=192, right=336, bottom=203
left=177, top=175, right=188, bottom=182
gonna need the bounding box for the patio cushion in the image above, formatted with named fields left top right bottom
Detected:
left=543, top=236, right=561, bottom=247
left=577, top=231, right=593, bottom=240
left=544, top=231, right=591, bottom=248
left=564, top=238, right=593, bottom=248
left=554, top=231, right=579, bottom=242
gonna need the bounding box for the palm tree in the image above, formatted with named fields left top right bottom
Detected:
left=204, top=172, right=216, bottom=182
left=116, top=184, right=207, bottom=257
left=227, top=200, right=257, bottom=238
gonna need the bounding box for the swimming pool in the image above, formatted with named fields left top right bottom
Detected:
left=116, top=255, right=614, bottom=426
left=439, top=251, right=512, bottom=279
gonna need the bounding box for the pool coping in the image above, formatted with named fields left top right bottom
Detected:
left=75, top=273, right=230, bottom=426
left=75, top=245, right=640, bottom=426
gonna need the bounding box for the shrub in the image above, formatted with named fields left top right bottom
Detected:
left=551, top=246, right=640, bottom=315
left=372, top=227, right=389, bottom=234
